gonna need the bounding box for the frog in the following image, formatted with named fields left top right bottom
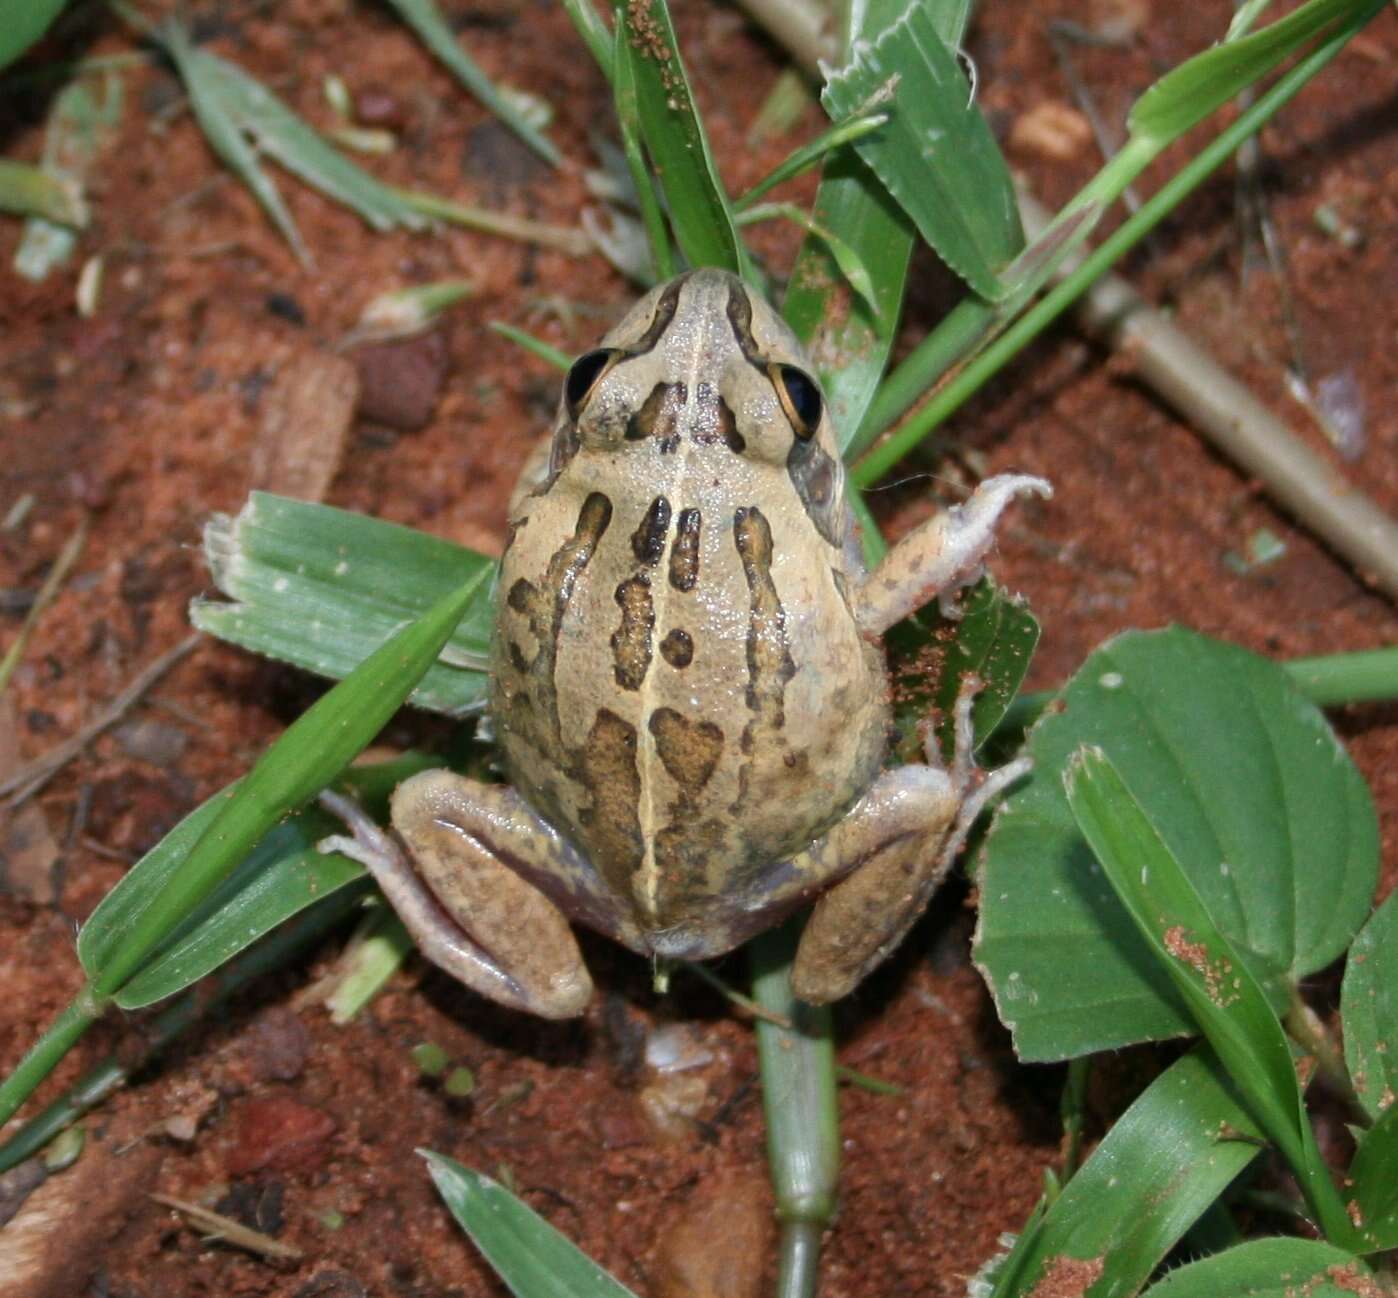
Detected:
left=319, top=268, right=1050, bottom=1018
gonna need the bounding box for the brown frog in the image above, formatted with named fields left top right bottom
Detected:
left=321, top=268, right=1049, bottom=1017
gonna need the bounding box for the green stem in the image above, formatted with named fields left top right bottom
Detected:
left=750, top=920, right=839, bottom=1298
left=0, top=991, right=107, bottom=1132
left=0, top=887, right=365, bottom=1170
left=1285, top=988, right=1364, bottom=1121
left=851, top=5, right=1380, bottom=487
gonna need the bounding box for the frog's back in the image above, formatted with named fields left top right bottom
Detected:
left=490, top=270, right=889, bottom=950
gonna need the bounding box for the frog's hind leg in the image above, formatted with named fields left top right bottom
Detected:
left=790, top=688, right=1030, bottom=1004
left=318, top=772, right=622, bottom=1019
left=854, top=474, right=1051, bottom=637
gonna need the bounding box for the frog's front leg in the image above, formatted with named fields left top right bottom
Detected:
left=791, top=687, right=1029, bottom=1004
left=855, top=474, right=1051, bottom=637
left=319, top=772, right=620, bottom=1020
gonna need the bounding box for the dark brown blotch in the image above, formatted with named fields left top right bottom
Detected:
left=718, top=397, right=745, bottom=454
left=630, top=495, right=672, bottom=565
left=659, top=627, right=694, bottom=669
left=610, top=574, right=655, bottom=691
left=649, top=707, right=724, bottom=794
left=787, top=440, right=843, bottom=548
left=631, top=276, right=686, bottom=354
left=725, top=280, right=763, bottom=366
left=576, top=708, right=643, bottom=877
left=625, top=381, right=687, bottom=449
left=669, top=508, right=702, bottom=592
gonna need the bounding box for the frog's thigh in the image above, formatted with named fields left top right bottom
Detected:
left=324, top=773, right=593, bottom=1019
left=791, top=766, right=960, bottom=1005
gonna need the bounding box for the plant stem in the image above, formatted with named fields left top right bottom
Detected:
left=750, top=920, right=839, bottom=1298
left=0, top=991, right=106, bottom=1132
left=0, top=886, right=364, bottom=1170
left=850, top=4, right=1382, bottom=488
left=1285, top=989, right=1364, bottom=1121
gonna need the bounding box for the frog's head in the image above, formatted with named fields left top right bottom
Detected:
left=551, top=269, right=846, bottom=547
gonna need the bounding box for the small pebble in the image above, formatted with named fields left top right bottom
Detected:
left=349, top=330, right=448, bottom=432
left=1009, top=101, right=1094, bottom=162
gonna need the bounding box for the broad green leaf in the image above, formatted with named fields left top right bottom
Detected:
left=192, top=492, right=495, bottom=717
left=975, top=628, right=1378, bottom=1062
left=383, top=0, right=560, bottom=167
left=885, top=578, right=1040, bottom=766
left=0, top=0, right=67, bottom=70
left=1349, top=1101, right=1398, bottom=1251
left=15, top=70, right=123, bottom=280
left=1140, top=1239, right=1373, bottom=1298
left=1131, top=0, right=1360, bottom=141
left=614, top=0, right=746, bottom=276
left=822, top=2, right=1023, bottom=302
left=1063, top=747, right=1355, bottom=1246
left=783, top=0, right=914, bottom=448
left=156, top=18, right=425, bottom=266
left=424, top=1152, right=641, bottom=1297
left=0, top=159, right=85, bottom=225
left=88, top=574, right=483, bottom=997
left=1342, top=893, right=1398, bottom=1122
left=990, top=1048, right=1264, bottom=1298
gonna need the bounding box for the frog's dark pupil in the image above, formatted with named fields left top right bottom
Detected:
left=779, top=365, right=822, bottom=434
left=566, top=349, right=614, bottom=411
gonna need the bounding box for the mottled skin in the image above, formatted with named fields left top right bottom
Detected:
left=321, top=270, right=1049, bottom=1017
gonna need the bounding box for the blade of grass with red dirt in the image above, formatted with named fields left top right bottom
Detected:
left=613, top=0, right=747, bottom=277
left=988, top=1046, right=1266, bottom=1298
left=1063, top=746, right=1360, bottom=1249
left=0, top=574, right=483, bottom=1132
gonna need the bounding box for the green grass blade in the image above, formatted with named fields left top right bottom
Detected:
left=15, top=70, right=122, bottom=280
left=424, top=1152, right=641, bottom=1297
left=990, top=1047, right=1265, bottom=1298
left=557, top=0, right=613, bottom=78
left=1064, top=746, right=1357, bottom=1246
left=489, top=322, right=572, bottom=371
left=192, top=492, right=496, bottom=716
left=734, top=108, right=889, bottom=212
left=611, top=18, right=674, bottom=282
left=0, top=883, right=365, bottom=1172
left=615, top=0, right=747, bottom=276
left=88, top=573, right=484, bottom=999
left=851, top=0, right=1382, bottom=482
left=81, top=751, right=431, bottom=1009
left=822, top=2, right=1023, bottom=302
left=157, top=18, right=425, bottom=266
left=0, top=0, right=67, bottom=70
left=1342, top=893, right=1398, bottom=1123
left=1140, top=1239, right=1373, bottom=1297
left=737, top=201, right=878, bottom=316
left=0, top=159, right=85, bottom=225
left=782, top=0, right=915, bottom=449
left=383, top=0, right=560, bottom=167
left=1130, top=0, right=1358, bottom=141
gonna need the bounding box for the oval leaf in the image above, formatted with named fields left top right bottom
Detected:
left=1140, top=1238, right=1373, bottom=1298
left=1342, top=892, right=1398, bottom=1122
left=975, top=627, right=1378, bottom=1062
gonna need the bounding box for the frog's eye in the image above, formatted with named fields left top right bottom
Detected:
left=771, top=363, right=822, bottom=441
left=565, top=349, right=622, bottom=416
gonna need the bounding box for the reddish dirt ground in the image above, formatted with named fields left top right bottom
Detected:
left=0, top=1, right=1395, bottom=1295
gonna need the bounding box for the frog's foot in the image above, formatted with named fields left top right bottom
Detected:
left=790, top=680, right=1029, bottom=1005
left=855, top=473, right=1051, bottom=638
left=317, top=775, right=594, bottom=1020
